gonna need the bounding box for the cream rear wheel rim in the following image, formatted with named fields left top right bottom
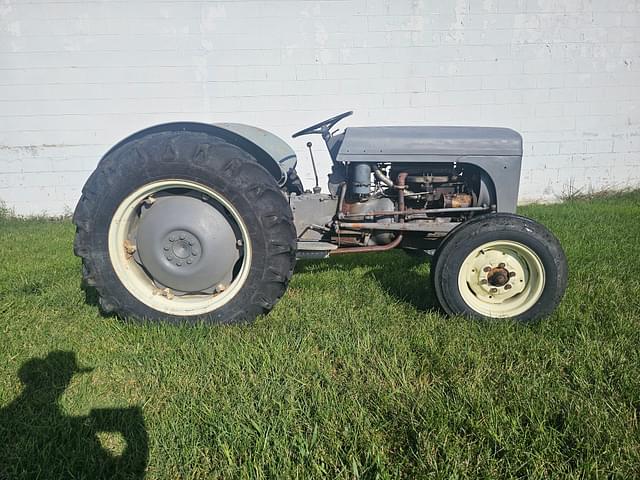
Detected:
left=108, top=179, right=252, bottom=316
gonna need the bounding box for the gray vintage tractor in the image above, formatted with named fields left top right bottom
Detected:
left=73, top=111, right=567, bottom=324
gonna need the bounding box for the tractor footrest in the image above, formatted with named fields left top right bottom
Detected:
left=296, top=241, right=337, bottom=260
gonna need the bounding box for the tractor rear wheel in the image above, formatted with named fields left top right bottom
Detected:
left=73, top=130, right=296, bottom=324
left=431, top=213, right=567, bottom=322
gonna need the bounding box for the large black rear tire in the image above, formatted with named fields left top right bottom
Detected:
left=73, top=130, right=296, bottom=324
left=431, top=213, right=568, bottom=322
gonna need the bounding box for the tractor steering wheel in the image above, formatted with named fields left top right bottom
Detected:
left=291, top=111, right=353, bottom=138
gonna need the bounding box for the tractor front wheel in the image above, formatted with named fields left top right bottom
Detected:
left=431, top=213, right=568, bottom=322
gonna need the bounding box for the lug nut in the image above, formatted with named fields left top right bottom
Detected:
left=191, top=249, right=199, bottom=256
left=498, top=262, right=505, bottom=268
left=166, top=256, right=173, bottom=261
left=483, top=266, right=491, bottom=272
left=123, top=241, right=137, bottom=258
left=163, top=245, right=169, bottom=251
left=505, top=284, right=512, bottom=290
left=480, top=279, right=488, bottom=285
left=186, top=259, right=192, bottom=264
left=509, top=271, right=516, bottom=277
left=179, top=234, right=185, bottom=240
left=490, top=287, right=498, bottom=293
left=169, top=236, right=176, bottom=242
left=176, top=261, right=182, bottom=267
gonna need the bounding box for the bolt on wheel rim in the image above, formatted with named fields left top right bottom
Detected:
left=108, top=179, right=252, bottom=316
left=457, top=240, right=545, bottom=318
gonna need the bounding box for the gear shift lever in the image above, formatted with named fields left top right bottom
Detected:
left=306, top=142, right=321, bottom=194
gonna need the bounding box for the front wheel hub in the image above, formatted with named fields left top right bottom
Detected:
left=135, top=196, right=240, bottom=293
left=458, top=240, right=546, bottom=317
left=487, top=266, right=510, bottom=287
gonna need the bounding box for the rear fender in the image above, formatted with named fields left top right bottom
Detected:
left=102, top=122, right=298, bottom=190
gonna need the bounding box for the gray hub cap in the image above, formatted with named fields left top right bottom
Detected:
left=135, top=196, right=239, bottom=293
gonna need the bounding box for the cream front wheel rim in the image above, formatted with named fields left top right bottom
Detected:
left=457, top=240, right=545, bottom=318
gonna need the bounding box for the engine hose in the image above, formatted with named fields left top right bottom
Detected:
left=373, top=167, right=394, bottom=188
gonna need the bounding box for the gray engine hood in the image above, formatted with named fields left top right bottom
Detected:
left=337, top=126, right=523, bottom=159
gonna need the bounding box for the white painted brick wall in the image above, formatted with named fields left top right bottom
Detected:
left=1, top=0, right=639, bottom=215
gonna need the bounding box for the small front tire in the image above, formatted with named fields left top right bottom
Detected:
left=431, top=213, right=568, bottom=322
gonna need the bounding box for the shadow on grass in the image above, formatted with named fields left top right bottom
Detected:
left=80, top=250, right=440, bottom=318
left=82, top=282, right=118, bottom=319
left=0, top=351, right=148, bottom=479
left=296, top=250, right=441, bottom=312
left=81, top=281, right=101, bottom=309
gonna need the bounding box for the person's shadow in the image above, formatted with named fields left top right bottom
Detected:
left=0, top=351, right=148, bottom=479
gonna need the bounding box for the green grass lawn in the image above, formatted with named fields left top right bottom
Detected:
left=1, top=192, right=639, bottom=479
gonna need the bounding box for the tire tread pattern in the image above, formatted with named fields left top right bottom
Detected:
left=73, top=131, right=296, bottom=324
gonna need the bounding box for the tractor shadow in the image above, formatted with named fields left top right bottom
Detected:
left=295, top=250, right=440, bottom=312
left=82, top=283, right=101, bottom=308
left=0, top=351, right=148, bottom=479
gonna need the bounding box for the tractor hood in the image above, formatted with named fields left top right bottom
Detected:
left=337, top=126, right=522, bottom=159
